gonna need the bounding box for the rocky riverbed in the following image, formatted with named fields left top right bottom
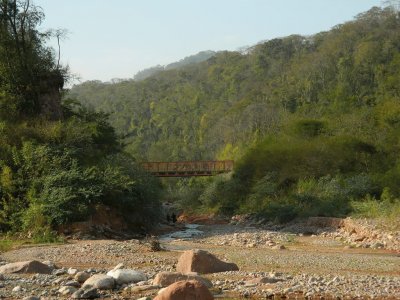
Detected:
left=0, top=217, right=399, bottom=299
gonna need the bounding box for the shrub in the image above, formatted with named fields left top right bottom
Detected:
left=291, top=119, right=328, bottom=138
left=351, top=188, right=400, bottom=228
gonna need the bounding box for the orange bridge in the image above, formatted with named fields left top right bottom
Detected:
left=141, top=160, right=234, bottom=177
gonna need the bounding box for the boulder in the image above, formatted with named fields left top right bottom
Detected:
left=106, top=269, right=147, bottom=285
left=176, top=250, right=238, bottom=274
left=0, top=261, right=52, bottom=274
left=75, top=271, right=91, bottom=283
left=82, top=274, right=115, bottom=290
left=154, top=280, right=213, bottom=300
left=153, top=271, right=212, bottom=288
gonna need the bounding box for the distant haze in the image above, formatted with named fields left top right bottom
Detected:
left=35, top=0, right=382, bottom=83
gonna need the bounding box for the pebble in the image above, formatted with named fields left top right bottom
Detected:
left=0, top=218, right=397, bottom=299
left=12, top=285, right=22, bottom=292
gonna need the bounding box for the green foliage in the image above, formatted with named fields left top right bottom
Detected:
left=0, top=239, right=13, bottom=252
left=0, top=1, right=162, bottom=236
left=66, top=5, right=400, bottom=223
left=351, top=188, right=400, bottom=229
left=291, top=119, right=327, bottom=138
left=0, top=0, right=67, bottom=118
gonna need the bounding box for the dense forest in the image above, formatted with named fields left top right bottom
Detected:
left=133, top=50, right=216, bottom=81
left=0, top=0, right=161, bottom=239
left=70, top=5, right=400, bottom=225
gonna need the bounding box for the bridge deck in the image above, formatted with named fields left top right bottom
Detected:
left=141, top=160, right=234, bottom=177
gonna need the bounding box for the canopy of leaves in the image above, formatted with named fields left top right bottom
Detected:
left=0, top=1, right=162, bottom=235
left=69, top=6, right=400, bottom=222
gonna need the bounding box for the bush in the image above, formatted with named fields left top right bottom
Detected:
left=291, top=119, right=328, bottom=138
left=351, top=188, right=400, bottom=229
left=0, top=129, right=162, bottom=233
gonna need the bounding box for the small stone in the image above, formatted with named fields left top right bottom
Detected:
left=75, top=271, right=91, bottom=283
left=23, top=297, right=40, bottom=300
left=68, top=268, right=79, bottom=275
left=72, top=287, right=100, bottom=299
left=53, top=268, right=66, bottom=276
left=63, top=280, right=81, bottom=287
left=12, top=285, right=22, bottom=292
left=372, top=242, right=384, bottom=249
left=272, top=244, right=286, bottom=250
left=59, top=286, right=78, bottom=295
left=53, top=277, right=64, bottom=284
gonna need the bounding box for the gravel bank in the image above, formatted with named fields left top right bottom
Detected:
left=0, top=221, right=398, bottom=299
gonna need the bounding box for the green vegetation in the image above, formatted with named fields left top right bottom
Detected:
left=0, top=0, right=161, bottom=237
left=69, top=5, right=400, bottom=224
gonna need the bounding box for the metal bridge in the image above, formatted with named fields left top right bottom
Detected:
left=141, top=160, right=234, bottom=177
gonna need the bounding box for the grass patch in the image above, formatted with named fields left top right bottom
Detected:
left=0, top=238, right=26, bottom=253
left=0, top=239, right=13, bottom=252
left=0, top=230, right=65, bottom=253
left=351, top=194, right=400, bottom=230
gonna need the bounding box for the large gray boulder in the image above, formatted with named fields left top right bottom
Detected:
left=106, top=269, right=147, bottom=285
left=82, top=274, right=115, bottom=290
left=176, top=249, right=238, bottom=274
left=0, top=260, right=52, bottom=274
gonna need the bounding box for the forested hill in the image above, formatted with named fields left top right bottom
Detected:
left=69, top=6, right=400, bottom=221
left=69, top=6, right=400, bottom=162
left=133, top=50, right=216, bottom=81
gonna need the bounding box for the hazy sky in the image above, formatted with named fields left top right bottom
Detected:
left=35, top=0, right=382, bottom=83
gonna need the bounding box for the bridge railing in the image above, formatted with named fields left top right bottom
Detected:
left=141, top=160, right=234, bottom=177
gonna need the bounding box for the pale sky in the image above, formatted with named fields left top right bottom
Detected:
left=34, top=0, right=382, bottom=83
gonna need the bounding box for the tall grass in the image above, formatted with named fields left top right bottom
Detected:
left=351, top=192, right=400, bottom=230
left=0, top=239, right=13, bottom=252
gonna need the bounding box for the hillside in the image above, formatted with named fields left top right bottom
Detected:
left=69, top=6, right=400, bottom=222
left=133, top=50, right=216, bottom=81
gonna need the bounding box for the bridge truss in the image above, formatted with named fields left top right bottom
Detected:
left=141, top=160, right=234, bottom=177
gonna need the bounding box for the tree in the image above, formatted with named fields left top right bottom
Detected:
left=0, top=0, right=66, bottom=119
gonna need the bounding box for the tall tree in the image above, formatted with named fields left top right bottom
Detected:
left=0, top=0, right=65, bottom=119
